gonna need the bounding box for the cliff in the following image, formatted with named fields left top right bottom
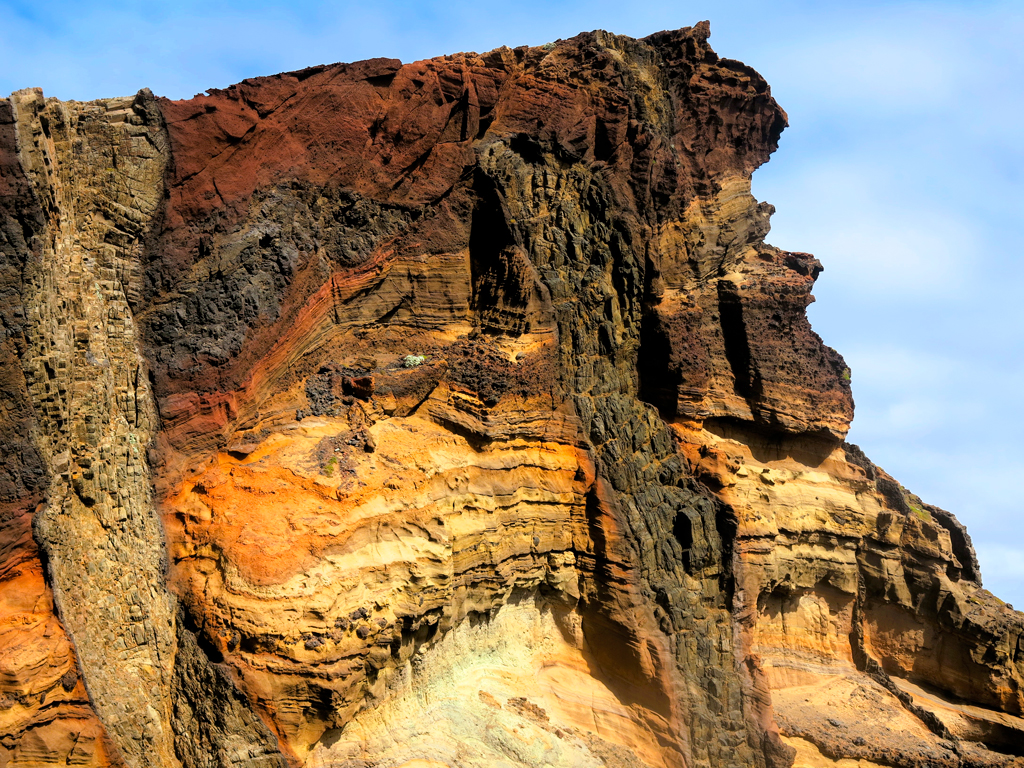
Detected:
left=0, top=22, right=1020, bottom=768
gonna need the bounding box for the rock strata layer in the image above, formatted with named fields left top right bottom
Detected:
left=1, top=22, right=1020, bottom=768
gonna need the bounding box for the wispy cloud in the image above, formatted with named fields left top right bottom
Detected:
left=762, top=161, right=976, bottom=300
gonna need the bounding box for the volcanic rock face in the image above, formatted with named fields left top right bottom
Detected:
left=0, top=22, right=1021, bottom=768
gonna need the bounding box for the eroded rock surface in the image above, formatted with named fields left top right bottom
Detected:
left=1, top=22, right=1020, bottom=768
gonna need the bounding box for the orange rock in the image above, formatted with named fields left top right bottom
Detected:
left=0, top=22, right=1021, bottom=768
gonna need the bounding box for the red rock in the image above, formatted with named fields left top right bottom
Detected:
left=0, top=23, right=1020, bottom=768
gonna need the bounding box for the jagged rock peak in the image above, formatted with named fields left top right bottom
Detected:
left=1, top=23, right=1021, bottom=768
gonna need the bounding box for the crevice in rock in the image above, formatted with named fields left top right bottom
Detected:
left=717, top=280, right=762, bottom=405
left=637, top=309, right=679, bottom=418
left=171, top=605, right=288, bottom=768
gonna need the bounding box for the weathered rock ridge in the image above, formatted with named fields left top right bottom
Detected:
left=0, top=22, right=1020, bottom=768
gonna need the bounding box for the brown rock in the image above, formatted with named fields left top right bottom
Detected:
left=0, top=22, right=1019, bottom=768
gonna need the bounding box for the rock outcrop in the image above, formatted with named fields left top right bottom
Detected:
left=0, top=22, right=1020, bottom=768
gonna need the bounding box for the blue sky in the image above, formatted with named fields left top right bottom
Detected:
left=3, top=0, right=1022, bottom=607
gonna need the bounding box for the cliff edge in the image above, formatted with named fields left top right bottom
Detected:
left=0, top=23, right=1020, bottom=768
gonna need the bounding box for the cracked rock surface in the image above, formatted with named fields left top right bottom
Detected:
left=0, top=22, right=1020, bottom=768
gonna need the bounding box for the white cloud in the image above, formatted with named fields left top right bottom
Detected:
left=758, top=159, right=978, bottom=301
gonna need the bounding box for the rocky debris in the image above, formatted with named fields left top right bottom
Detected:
left=0, top=21, right=1021, bottom=768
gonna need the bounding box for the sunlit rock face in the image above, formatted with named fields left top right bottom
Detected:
left=0, top=22, right=1021, bottom=768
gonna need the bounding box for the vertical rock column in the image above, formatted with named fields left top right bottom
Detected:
left=9, top=89, right=180, bottom=768
left=1, top=97, right=125, bottom=768
left=475, top=146, right=756, bottom=768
